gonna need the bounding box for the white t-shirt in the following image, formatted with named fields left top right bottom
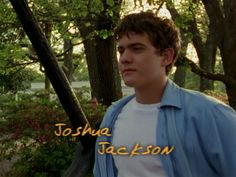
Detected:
left=112, top=97, right=167, bottom=177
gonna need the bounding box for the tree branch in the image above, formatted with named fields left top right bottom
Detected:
left=56, top=40, right=87, bottom=58
left=178, top=55, right=236, bottom=86
left=2, top=61, right=38, bottom=69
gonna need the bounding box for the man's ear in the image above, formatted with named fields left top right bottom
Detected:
left=161, top=48, right=174, bottom=66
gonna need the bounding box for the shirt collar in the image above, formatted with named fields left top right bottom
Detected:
left=113, top=79, right=182, bottom=109
left=160, top=79, right=182, bottom=109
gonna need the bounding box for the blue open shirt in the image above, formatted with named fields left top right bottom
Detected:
left=93, top=79, right=236, bottom=177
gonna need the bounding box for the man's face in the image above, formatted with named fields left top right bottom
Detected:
left=117, top=33, right=170, bottom=89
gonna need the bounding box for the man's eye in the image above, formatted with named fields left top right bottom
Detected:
left=118, top=50, right=123, bottom=54
left=132, top=47, right=143, bottom=51
left=117, top=48, right=124, bottom=54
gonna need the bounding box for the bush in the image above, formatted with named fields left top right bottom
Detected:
left=0, top=87, right=107, bottom=177
left=7, top=138, right=78, bottom=177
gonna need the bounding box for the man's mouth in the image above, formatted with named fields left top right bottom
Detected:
left=122, top=69, right=136, bottom=75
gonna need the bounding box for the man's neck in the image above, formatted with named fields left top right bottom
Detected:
left=134, top=77, right=168, bottom=104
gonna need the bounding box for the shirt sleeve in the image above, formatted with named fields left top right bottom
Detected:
left=206, top=103, right=236, bottom=177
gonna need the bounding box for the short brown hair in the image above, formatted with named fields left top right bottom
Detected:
left=114, top=11, right=181, bottom=74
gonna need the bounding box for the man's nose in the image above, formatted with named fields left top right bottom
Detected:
left=119, top=50, right=132, bottom=64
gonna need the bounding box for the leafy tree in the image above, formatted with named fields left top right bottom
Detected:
left=144, top=0, right=236, bottom=109
left=70, top=0, right=123, bottom=105
left=29, top=0, right=123, bottom=105
left=0, top=2, right=33, bottom=93
left=165, top=0, right=217, bottom=91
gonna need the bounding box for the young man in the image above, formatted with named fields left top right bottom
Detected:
left=93, top=12, right=236, bottom=177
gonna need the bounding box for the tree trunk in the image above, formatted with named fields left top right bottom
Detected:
left=221, top=27, right=236, bottom=109
left=76, top=5, right=122, bottom=106
left=201, top=0, right=236, bottom=110
left=198, top=34, right=216, bottom=91
left=221, top=0, right=236, bottom=109
left=95, top=35, right=122, bottom=105
left=43, top=21, right=52, bottom=92
left=188, top=18, right=216, bottom=92
left=63, top=39, right=74, bottom=82
left=77, top=22, right=101, bottom=98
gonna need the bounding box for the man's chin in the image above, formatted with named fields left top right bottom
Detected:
left=123, top=80, right=136, bottom=88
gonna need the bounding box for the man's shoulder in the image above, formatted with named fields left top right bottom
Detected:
left=179, top=87, right=227, bottom=110
left=177, top=87, right=236, bottom=126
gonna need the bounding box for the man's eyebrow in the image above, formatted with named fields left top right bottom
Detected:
left=118, top=43, right=146, bottom=48
left=129, top=43, right=146, bottom=47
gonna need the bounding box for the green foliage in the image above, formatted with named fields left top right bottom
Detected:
left=184, top=67, right=200, bottom=90
left=1, top=0, right=121, bottom=91
left=7, top=138, right=78, bottom=177
left=0, top=2, right=16, bottom=20
left=107, top=0, right=115, bottom=7
left=97, top=29, right=114, bottom=39
left=0, top=91, right=66, bottom=138
left=0, top=87, right=106, bottom=176
left=61, top=0, right=88, bottom=19
left=166, top=0, right=209, bottom=42
left=0, top=67, right=41, bottom=93
left=0, top=2, right=41, bottom=93
left=30, top=69, right=45, bottom=82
